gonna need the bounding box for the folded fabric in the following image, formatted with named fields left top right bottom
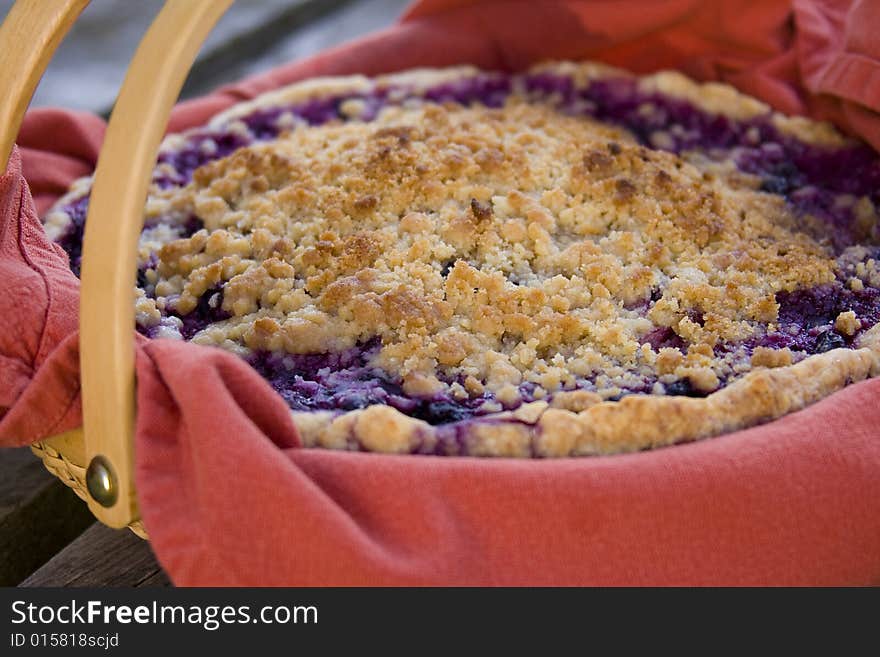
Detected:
left=1, top=0, right=879, bottom=585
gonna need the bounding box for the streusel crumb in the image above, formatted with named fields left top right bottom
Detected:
left=135, top=101, right=841, bottom=401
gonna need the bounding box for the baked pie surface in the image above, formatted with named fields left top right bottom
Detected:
left=44, top=62, right=880, bottom=456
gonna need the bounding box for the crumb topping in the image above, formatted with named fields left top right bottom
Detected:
left=132, top=101, right=840, bottom=402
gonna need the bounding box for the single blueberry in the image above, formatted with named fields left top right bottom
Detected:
left=813, top=330, right=846, bottom=353
left=760, top=176, right=790, bottom=195
left=664, top=379, right=702, bottom=397
left=181, top=214, right=203, bottom=238
left=413, top=400, right=471, bottom=425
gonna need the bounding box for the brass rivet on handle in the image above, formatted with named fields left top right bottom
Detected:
left=86, top=455, right=118, bottom=507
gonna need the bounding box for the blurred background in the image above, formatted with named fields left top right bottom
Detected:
left=0, top=0, right=411, bottom=115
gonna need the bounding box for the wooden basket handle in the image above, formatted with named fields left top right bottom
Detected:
left=0, top=0, right=89, bottom=170
left=80, top=0, right=233, bottom=527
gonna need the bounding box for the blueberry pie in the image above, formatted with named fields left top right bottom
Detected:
left=43, top=62, right=880, bottom=456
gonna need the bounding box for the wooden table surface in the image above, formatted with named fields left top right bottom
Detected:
left=0, top=0, right=410, bottom=587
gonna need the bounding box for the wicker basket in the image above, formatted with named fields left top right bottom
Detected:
left=1, top=0, right=236, bottom=536
left=29, top=432, right=147, bottom=539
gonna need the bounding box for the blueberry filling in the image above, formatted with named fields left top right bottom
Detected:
left=55, top=195, right=88, bottom=276
left=248, top=340, right=492, bottom=424
left=748, top=282, right=880, bottom=354
left=162, top=286, right=231, bottom=340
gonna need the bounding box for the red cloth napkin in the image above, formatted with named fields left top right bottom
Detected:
left=2, top=0, right=880, bottom=585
